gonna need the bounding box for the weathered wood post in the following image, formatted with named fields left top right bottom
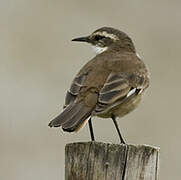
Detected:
left=65, top=142, right=159, bottom=180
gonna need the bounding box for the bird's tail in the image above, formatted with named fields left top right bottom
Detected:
left=48, top=101, right=93, bottom=132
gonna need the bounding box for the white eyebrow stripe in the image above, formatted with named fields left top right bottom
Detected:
left=94, top=31, right=119, bottom=40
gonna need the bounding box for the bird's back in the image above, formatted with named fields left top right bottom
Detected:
left=68, top=49, right=149, bottom=102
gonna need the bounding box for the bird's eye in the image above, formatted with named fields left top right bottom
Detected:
left=94, top=35, right=104, bottom=41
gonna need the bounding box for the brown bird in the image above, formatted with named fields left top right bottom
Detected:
left=49, top=27, right=149, bottom=143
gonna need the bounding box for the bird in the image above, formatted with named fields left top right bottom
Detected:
left=48, top=27, right=149, bottom=144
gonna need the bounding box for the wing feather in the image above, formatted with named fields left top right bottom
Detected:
left=64, top=73, right=87, bottom=108
left=98, top=73, right=130, bottom=105
left=94, top=72, right=140, bottom=114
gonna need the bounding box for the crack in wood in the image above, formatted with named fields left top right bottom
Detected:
left=121, top=144, right=128, bottom=180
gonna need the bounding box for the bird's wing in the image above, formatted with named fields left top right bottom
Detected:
left=64, top=72, right=87, bottom=108
left=94, top=72, right=147, bottom=115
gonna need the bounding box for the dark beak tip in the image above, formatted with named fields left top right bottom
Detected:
left=71, top=38, right=78, bottom=42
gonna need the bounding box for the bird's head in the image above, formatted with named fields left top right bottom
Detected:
left=72, top=27, right=135, bottom=54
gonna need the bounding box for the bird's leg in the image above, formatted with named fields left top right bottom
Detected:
left=88, top=117, right=95, bottom=141
left=111, top=115, right=125, bottom=144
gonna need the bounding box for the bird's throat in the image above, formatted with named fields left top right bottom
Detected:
left=92, top=46, right=108, bottom=55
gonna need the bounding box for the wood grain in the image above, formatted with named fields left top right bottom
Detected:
left=65, top=142, right=159, bottom=180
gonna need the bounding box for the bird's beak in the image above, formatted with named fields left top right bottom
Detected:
left=72, top=36, right=90, bottom=43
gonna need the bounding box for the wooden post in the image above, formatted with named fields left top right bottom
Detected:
left=65, top=142, right=159, bottom=180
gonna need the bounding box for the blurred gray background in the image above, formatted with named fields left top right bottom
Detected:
left=0, top=0, right=180, bottom=179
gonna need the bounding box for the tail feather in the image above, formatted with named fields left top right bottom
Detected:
left=62, top=112, right=90, bottom=132
left=48, top=101, right=93, bottom=132
left=48, top=103, right=76, bottom=127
